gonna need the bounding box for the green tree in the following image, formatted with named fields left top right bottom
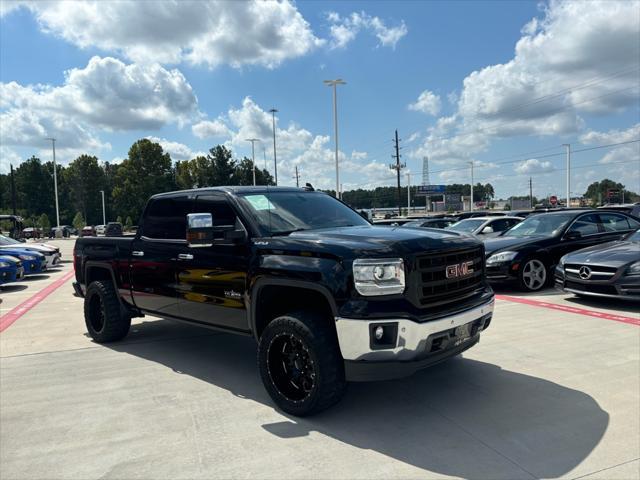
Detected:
left=116, top=216, right=123, bottom=224
left=112, top=139, right=175, bottom=222
left=234, top=157, right=275, bottom=186
left=583, top=179, right=638, bottom=205
left=124, top=216, right=133, bottom=230
left=72, top=211, right=85, bottom=230
left=207, top=145, right=236, bottom=185
left=38, top=213, right=51, bottom=231
left=65, top=155, right=105, bottom=225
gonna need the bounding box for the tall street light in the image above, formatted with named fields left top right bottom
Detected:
left=100, top=190, right=106, bottom=225
left=46, top=137, right=60, bottom=227
left=269, top=109, right=278, bottom=185
left=324, top=79, right=346, bottom=199
left=563, top=143, right=571, bottom=207
left=468, top=160, right=474, bottom=212
left=246, top=138, right=260, bottom=185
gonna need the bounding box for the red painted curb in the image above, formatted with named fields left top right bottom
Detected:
left=495, top=294, right=640, bottom=326
left=0, top=270, right=76, bottom=333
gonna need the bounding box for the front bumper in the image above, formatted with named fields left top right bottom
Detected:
left=336, top=298, right=494, bottom=381
left=486, top=261, right=518, bottom=282
left=554, top=265, right=640, bottom=300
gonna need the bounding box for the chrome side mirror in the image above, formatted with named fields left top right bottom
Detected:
left=187, top=213, right=213, bottom=247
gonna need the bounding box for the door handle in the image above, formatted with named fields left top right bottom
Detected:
left=177, top=254, right=194, bottom=260
left=132, top=250, right=144, bottom=257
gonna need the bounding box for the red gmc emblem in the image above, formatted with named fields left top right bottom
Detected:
left=446, top=261, right=474, bottom=279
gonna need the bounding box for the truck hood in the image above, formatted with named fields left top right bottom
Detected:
left=562, top=240, right=639, bottom=268
left=276, top=225, right=481, bottom=257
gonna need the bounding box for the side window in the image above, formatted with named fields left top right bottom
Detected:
left=490, top=219, right=509, bottom=231
left=598, top=213, right=630, bottom=232
left=567, top=214, right=599, bottom=236
left=195, top=195, right=238, bottom=240
left=142, top=196, right=192, bottom=240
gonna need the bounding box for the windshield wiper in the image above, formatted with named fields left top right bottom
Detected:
left=271, top=228, right=308, bottom=236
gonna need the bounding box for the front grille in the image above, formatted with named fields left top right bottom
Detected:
left=565, top=281, right=617, bottom=295
left=415, top=247, right=484, bottom=307
left=565, top=264, right=617, bottom=273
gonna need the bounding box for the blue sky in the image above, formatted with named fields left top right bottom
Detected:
left=1, top=0, right=638, bottom=199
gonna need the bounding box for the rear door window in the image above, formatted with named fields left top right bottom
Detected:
left=567, top=214, right=600, bottom=236
left=142, top=196, right=193, bottom=240
left=598, top=213, right=631, bottom=232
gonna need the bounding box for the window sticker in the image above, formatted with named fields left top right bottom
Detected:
left=245, top=195, right=274, bottom=211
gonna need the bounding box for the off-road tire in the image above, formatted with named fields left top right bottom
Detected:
left=258, top=311, right=346, bottom=416
left=84, top=280, right=131, bottom=343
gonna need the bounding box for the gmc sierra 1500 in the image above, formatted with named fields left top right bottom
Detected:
left=73, top=186, right=494, bottom=416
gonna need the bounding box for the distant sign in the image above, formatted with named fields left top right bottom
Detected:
left=445, top=193, right=463, bottom=211
left=416, top=184, right=446, bottom=196
left=607, top=189, right=620, bottom=198
left=549, top=195, right=558, bottom=206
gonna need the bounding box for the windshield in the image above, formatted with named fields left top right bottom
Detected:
left=0, top=235, right=18, bottom=245
left=447, top=219, right=485, bottom=233
left=625, top=229, right=640, bottom=242
left=503, top=213, right=575, bottom=237
left=237, top=191, right=370, bottom=236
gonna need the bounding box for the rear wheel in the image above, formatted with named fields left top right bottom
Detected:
left=84, top=280, right=130, bottom=342
left=258, top=311, right=346, bottom=416
left=519, top=258, right=548, bottom=292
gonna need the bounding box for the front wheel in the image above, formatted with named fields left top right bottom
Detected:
left=519, top=258, right=548, bottom=292
left=258, top=311, right=346, bottom=416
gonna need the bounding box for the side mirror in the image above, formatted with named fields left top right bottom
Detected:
left=564, top=230, right=582, bottom=240
left=481, top=226, right=494, bottom=234
left=187, top=213, right=247, bottom=247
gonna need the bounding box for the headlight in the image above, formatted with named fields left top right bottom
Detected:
left=0, top=261, right=9, bottom=267
left=486, top=251, right=518, bottom=265
left=558, top=255, right=567, bottom=267
left=353, top=258, right=405, bottom=296
left=627, top=261, right=640, bottom=276
left=18, top=254, right=35, bottom=261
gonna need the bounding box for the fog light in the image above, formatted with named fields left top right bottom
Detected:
left=374, top=326, right=384, bottom=340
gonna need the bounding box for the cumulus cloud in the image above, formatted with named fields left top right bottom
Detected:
left=192, top=119, right=232, bottom=140
left=580, top=124, right=640, bottom=165
left=408, top=90, right=441, bottom=116
left=327, top=11, right=407, bottom=49
left=3, top=1, right=323, bottom=69
left=145, top=136, right=205, bottom=162
left=514, top=158, right=555, bottom=174
left=411, top=0, right=639, bottom=177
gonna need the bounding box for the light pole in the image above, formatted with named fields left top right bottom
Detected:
left=269, top=109, right=278, bottom=185
left=468, top=161, right=474, bottom=212
left=406, top=173, right=411, bottom=213
left=563, top=143, right=571, bottom=207
left=245, top=138, right=260, bottom=185
left=46, top=137, right=60, bottom=227
left=100, top=190, right=106, bottom=225
left=324, top=79, right=346, bottom=199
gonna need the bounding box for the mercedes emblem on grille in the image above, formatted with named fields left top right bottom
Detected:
left=578, top=266, right=592, bottom=280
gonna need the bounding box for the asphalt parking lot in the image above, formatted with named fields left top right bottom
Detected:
left=1, top=239, right=639, bottom=480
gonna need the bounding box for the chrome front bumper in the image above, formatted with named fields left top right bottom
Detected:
left=335, top=298, right=494, bottom=362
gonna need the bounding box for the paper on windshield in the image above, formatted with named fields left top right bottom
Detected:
left=245, top=195, right=275, bottom=211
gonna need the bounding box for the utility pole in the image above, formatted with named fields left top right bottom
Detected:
left=422, top=156, right=430, bottom=213
left=245, top=138, right=260, bottom=185
left=324, top=79, right=346, bottom=199
left=563, top=143, right=571, bottom=207
left=469, top=161, right=474, bottom=212
left=406, top=173, right=411, bottom=212
left=294, top=166, right=300, bottom=187
left=10, top=164, right=16, bottom=216
left=529, top=177, right=533, bottom=209
left=389, top=129, right=405, bottom=217
left=100, top=190, right=106, bottom=225
left=46, top=137, right=60, bottom=227
left=269, top=109, right=278, bottom=185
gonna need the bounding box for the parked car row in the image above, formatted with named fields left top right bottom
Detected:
left=0, top=235, right=62, bottom=285
left=82, top=222, right=124, bottom=237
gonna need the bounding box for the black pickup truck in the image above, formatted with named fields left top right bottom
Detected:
left=73, top=186, right=494, bottom=415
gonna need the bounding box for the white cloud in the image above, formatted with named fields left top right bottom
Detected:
left=0, top=146, right=22, bottom=173
left=145, top=136, right=205, bottom=162
left=514, top=158, right=555, bottom=174
left=327, top=11, right=407, bottom=49
left=408, top=90, right=441, bottom=116
left=192, top=119, right=231, bottom=140
left=579, top=124, right=640, bottom=165
left=411, top=0, right=639, bottom=186
left=8, top=1, right=323, bottom=69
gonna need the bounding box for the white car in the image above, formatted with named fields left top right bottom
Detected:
left=0, top=234, right=61, bottom=268
left=95, top=224, right=106, bottom=235
left=446, top=216, right=522, bottom=238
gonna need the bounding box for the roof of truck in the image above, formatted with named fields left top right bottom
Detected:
left=151, top=186, right=314, bottom=199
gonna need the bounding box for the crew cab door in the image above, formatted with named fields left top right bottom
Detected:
left=129, top=196, right=192, bottom=316
left=174, top=193, right=250, bottom=332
